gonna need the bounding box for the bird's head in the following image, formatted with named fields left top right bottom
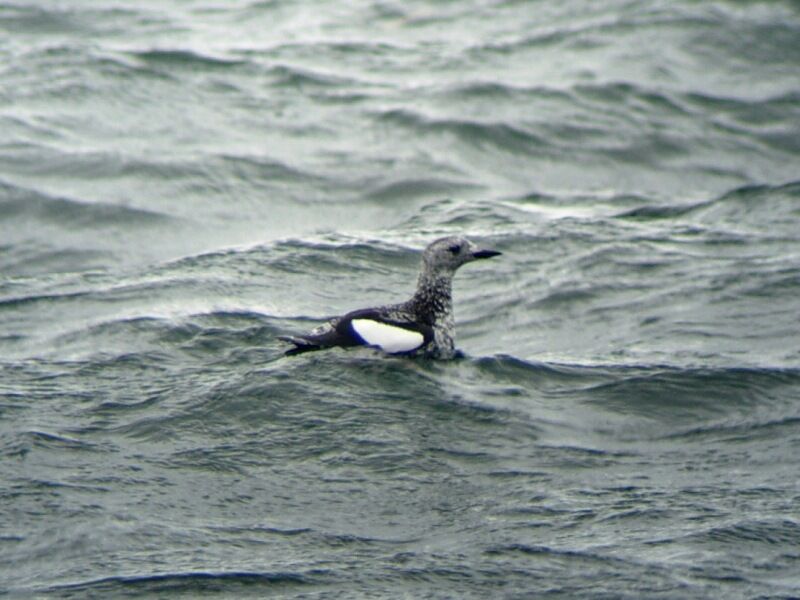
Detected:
left=422, top=236, right=502, bottom=275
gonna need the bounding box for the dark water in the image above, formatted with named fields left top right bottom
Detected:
left=2, top=1, right=800, bottom=597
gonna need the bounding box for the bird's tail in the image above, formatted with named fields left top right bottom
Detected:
left=277, top=335, right=323, bottom=356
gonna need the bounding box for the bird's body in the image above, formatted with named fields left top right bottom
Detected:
left=278, top=236, right=501, bottom=359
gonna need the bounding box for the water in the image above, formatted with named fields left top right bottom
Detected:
left=2, top=0, right=800, bottom=597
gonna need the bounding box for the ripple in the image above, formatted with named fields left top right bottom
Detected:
left=616, top=181, right=800, bottom=237
left=132, top=48, right=248, bottom=69
left=364, top=177, right=481, bottom=202
left=49, top=570, right=313, bottom=597
left=375, top=109, right=549, bottom=155
left=0, top=179, right=171, bottom=228
left=0, top=5, right=86, bottom=35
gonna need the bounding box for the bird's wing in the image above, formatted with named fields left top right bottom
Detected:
left=337, top=308, right=433, bottom=354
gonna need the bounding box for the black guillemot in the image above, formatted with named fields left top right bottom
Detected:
left=278, top=236, right=501, bottom=358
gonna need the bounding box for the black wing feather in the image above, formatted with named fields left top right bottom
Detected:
left=338, top=308, right=434, bottom=350
left=279, top=307, right=433, bottom=355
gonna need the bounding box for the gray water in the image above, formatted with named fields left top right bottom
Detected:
left=2, top=1, right=800, bottom=598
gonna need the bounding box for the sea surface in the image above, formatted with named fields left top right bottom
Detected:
left=2, top=1, right=800, bottom=598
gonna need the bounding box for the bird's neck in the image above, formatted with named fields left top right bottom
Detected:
left=410, top=270, right=453, bottom=324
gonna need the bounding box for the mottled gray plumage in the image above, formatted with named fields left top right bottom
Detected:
left=279, top=236, right=501, bottom=358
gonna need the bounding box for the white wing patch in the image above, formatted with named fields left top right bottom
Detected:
left=351, top=319, right=424, bottom=353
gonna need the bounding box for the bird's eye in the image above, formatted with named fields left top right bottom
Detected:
left=448, top=244, right=461, bottom=255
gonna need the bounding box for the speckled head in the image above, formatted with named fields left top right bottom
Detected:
left=422, top=236, right=502, bottom=274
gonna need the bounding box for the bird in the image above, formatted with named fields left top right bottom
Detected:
left=278, top=236, right=502, bottom=359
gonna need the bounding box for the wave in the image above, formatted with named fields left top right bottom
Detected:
left=132, top=48, right=247, bottom=70
left=0, top=141, right=212, bottom=182
left=0, top=5, right=149, bottom=36
left=0, top=179, right=171, bottom=229
left=47, top=570, right=311, bottom=597
left=266, top=63, right=359, bottom=89
left=364, top=177, right=482, bottom=202
left=212, top=153, right=324, bottom=186
left=572, top=81, right=689, bottom=117
left=681, top=89, right=800, bottom=121
left=469, top=11, right=717, bottom=56
left=1, top=429, right=99, bottom=459
left=374, top=109, right=549, bottom=156
left=616, top=180, right=800, bottom=228
left=0, top=5, right=86, bottom=35
left=465, top=355, right=800, bottom=444
left=689, top=519, right=800, bottom=547
left=475, top=354, right=800, bottom=387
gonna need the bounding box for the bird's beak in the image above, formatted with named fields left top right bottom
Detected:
left=471, top=248, right=502, bottom=259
